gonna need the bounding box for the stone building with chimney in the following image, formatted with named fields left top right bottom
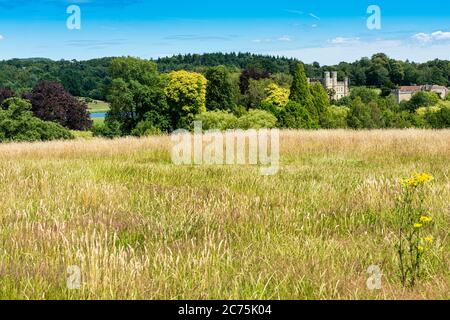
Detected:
left=308, top=71, right=350, bottom=101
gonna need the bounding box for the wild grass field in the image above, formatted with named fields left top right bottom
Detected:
left=0, top=130, right=448, bottom=299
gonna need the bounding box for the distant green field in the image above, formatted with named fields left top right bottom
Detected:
left=87, top=100, right=110, bottom=113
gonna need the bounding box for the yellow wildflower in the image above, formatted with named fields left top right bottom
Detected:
left=413, top=223, right=423, bottom=229
left=424, top=236, right=433, bottom=244
left=420, top=216, right=432, bottom=223
left=417, top=245, right=424, bottom=253
left=402, top=173, right=433, bottom=188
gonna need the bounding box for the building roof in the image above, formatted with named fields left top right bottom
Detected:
left=398, top=86, right=422, bottom=92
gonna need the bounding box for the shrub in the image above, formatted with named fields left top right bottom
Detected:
left=194, top=110, right=277, bottom=130
left=131, top=119, right=162, bottom=136
left=382, top=110, right=414, bottom=128
left=424, top=106, right=450, bottom=128
left=235, top=109, right=277, bottom=129
left=404, top=91, right=440, bottom=112
left=0, top=98, right=73, bottom=142
left=320, top=106, right=349, bottom=129
left=194, top=110, right=238, bottom=130
left=92, top=120, right=122, bottom=139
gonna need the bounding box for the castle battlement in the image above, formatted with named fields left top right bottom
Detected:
left=308, top=71, right=350, bottom=101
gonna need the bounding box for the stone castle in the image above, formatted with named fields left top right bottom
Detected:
left=308, top=71, right=350, bottom=101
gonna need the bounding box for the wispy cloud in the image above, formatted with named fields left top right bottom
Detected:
left=0, top=34, right=4, bottom=40
left=309, top=13, right=320, bottom=20
left=278, top=35, right=292, bottom=42
left=253, top=35, right=293, bottom=43
left=328, top=37, right=360, bottom=45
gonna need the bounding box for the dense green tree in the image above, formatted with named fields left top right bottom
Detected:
left=347, top=97, right=382, bottom=129
left=107, top=57, right=170, bottom=134
left=389, top=60, right=405, bottom=84
left=320, top=106, right=349, bottom=129
left=245, top=78, right=273, bottom=109
left=289, top=63, right=316, bottom=126
left=205, top=65, right=235, bottom=111
left=310, top=82, right=330, bottom=127
left=278, top=101, right=313, bottom=129
left=350, top=87, right=380, bottom=104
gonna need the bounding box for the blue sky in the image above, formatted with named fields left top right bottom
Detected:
left=0, top=0, right=449, bottom=64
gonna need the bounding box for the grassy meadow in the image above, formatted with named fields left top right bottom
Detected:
left=87, top=100, right=110, bottom=114
left=0, top=130, right=448, bottom=299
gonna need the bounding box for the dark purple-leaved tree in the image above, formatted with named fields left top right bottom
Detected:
left=0, top=88, right=15, bottom=108
left=23, top=81, right=92, bottom=130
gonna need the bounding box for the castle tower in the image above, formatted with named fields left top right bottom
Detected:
left=332, top=71, right=338, bottom=88
left=324, top=71, right=331, bottom=89
left=344, top=77, right=349, bottom=95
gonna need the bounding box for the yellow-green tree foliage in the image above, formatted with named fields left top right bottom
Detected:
left=263, top=83, right=290, bottom=109
left=164, top=70, right=207, bottom=128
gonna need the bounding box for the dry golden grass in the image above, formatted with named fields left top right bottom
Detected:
left=0, top=130, right=448, bottom=299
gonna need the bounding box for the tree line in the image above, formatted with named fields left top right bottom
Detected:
left=1, top=53, right=449, bottom=101
left=0, top=53, right=449, bottom=142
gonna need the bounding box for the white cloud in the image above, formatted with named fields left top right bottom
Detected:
left=412, top=31, right=450, bottom=43
left=328, top=37, right=360, bottom=45
left=0, top=34, right=4, bottom=40
left=278, top=35, right=292, bottom=42
left=412, top=32, right=432, bottom=43
left=309, top=13, right=320, bottom=20
left=265, top=39, right=450, bottom=65
left=431, top=31, right=450, bottom=40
